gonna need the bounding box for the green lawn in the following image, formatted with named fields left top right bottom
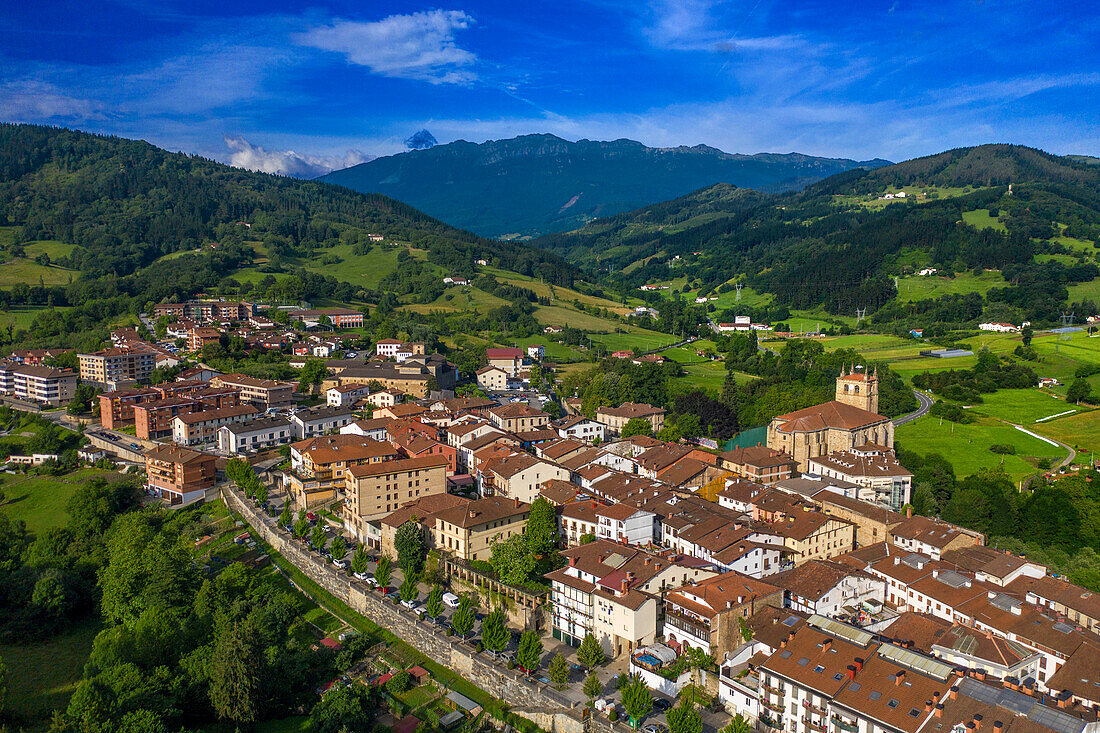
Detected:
left=674, top=361, right=729, bottom=393
left=22, top=240, right=78, bottom=260
left=896, top=414, right=1067, bottom=484
left=895, top=270, right=1006, bottom=303
left=401, top=286, right=509, bottom=314
left=229, top=244, right=413, bottom=289
left=1067, top=277, right=1100, bottom=304
left=0, top=618, right=102, bottom=727
left=482, top=267, right=631, bottom=314
left=510, top=335, right=587, bottom=362
left=1, top=469, right=127, bottom=535
left=589, top=330, right=678, bottom=353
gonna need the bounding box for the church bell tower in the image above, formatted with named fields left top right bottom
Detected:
left=835, top=366, right=879, bottom=414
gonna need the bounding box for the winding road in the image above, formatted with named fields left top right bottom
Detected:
left=893, top=388, right=934, bottom=426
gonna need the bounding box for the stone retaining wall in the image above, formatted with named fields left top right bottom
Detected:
left=222, top=485, right=580, bottom=721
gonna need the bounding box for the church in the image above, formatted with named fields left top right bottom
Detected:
left=766, top=368, right=894, bottom=471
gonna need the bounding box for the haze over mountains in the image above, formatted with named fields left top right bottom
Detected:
left=319, top=134, right=890, bottom=238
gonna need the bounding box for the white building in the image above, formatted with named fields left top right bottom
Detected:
left=290, top=406, right=356, bottom=440
left=978, top=322, right=1020, bottom=333
left=217, top=416, right=293, bottom=455
left=595, top=504, right=656, bottom=546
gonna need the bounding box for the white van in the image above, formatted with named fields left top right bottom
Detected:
left=442, top=592, right=461, bottom=608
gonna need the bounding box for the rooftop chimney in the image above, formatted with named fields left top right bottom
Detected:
left=925, top=701, right=934, bottom=713
left=993, top=723, right=1003, bottom=733
left=949, top=687, right=959, bottom=701
left=854, top=658, right=864, bottom=673
left=895, top=670, right=906, bottom=686
left=569, top=556, right=577, bottom=567
left=846, top=665, right=856, bottom=681
left=906, top=506, right=913, bottom=518
left=822, top=639, right=833, bottom=653
left=621, top=578, right=629, bottom=593
left=973, top=714, right=983, bottom=730
left=934, top=705, right=944, bottom=719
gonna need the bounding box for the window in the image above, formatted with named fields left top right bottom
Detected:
left=888, top=699, right=900, bottom=709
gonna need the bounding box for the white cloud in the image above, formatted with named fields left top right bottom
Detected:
left=224, top=135, right=373, bottom=178
left=295, top=10, right=477, bottom=84
left=644, top=0, right=800, bottom=54
left=0, top=80, right=105, bottom=121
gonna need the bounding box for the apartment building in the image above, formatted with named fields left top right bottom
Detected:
left=172, top=404, right=258, bottom=446
left=547, top=540, right=717, bottom=656
left=808, top=445, right=914, bottom=511
left=766, top=559, right=886, bottom=617
left=97, top=387, right=161, bottom=428
left=0, top=360, right=77, bottom=406
left=78, top=347, right=156, bottom=387
left=330, top=354, right=457, bottom=399
left=343, top=455, right=449, bottom=540
left=431, top=495, right=530, bottom=562
left=485, top=347, right=525, bottom=377
left=133, top=389, right=241, bottom=440
left=480, top=452, right=570, bottom=504
left=752, top=491, right=856, bottom=567
left=326, top=383, right=372, bottom=407
left=144, top=445, right=216, bottom=504
left=487, top=402, right=550, bottom=432
left=187, top=327, right=222, bottom=352
left=153, top=300, right=252, bottom=322
left=290, top=405, right=356, bottom=440
left=217, top=416, right=293, bottom=455
left=287, top=434, right=401, bottom=508
left=288, top=307, right=364, bottom=328
left=889, top=515, right=984, bottom=559
left=719, top=445, right=799, bottom=485
left=210, top=373, right=294, bottom=409
left=553, top=415, right=606, bottom=443
left=596, top=402, right=666, bottom=434
left=663, top=572, right=783, bottom=656
left=476, top=365, right=509, bottom=391
left=377, top=493, right=470, bottom=559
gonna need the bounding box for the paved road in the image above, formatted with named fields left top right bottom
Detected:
left=893, top=389, right=933, bottom=426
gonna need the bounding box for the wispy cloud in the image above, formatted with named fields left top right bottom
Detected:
left=295, top=10, right=478, bottom=85
left=224, top=135, right=373, bottom=178
left=0, top=79, right=106, bottom=122
left=643, top=0, right=800, bottom=54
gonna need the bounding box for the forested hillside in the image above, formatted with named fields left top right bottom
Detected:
left=536, top=144, right=1100, bottom=322
left=321, top=133, right=888, bottom=238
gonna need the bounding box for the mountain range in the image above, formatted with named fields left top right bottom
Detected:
left=319, top=134, right=890, bottom=238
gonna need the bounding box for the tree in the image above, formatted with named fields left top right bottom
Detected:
left=254, top=481, right=268, bottom=505
left=583, top=672, right=602, bottom=700
left=351, top=546, right=370, bottom=575
left=481, top=607, right=509, bottom=653
left=525, top=497, right=558, bottom=557
left=425, top=585, right=444, bottom=619
left=577, top=633, right=605, bottom=670
left=399, top=572, right=419, bottom=603
left=488, top=534, right=537, bottom=585
left=516, top=629, right=543, bottom=673
left=620, top=674, right=654, bottom=727
left=375, top=556, right=392, bottom=592
left=310, top=525, right=327, bottom=550
left=451, top=595, right=476, bottom=637
left=0, top=654, right=6, bottom=717
left=1021, top=325, right=1034, bottom=346
left=686, top=646, right=714, bottom=691
left=549, top=653, right=569, bottom=684
left=386, top=670, right=412, bottom=695
left=667, top=698, right=702, bottom=733
left=293, top=515, right=310, bottom=540
left=395, top=521, right=426, bottom=576
left=1067, top=378, right=1094, bottom=405
left=620, top=418, right=652, bottom=438
left=310, top=686, right=372, bottom=733
left=330, top=536, right=347, bottom=559
left=209, top=621, right=261, bottom=726
left=279, top=503, right=292, bottom=527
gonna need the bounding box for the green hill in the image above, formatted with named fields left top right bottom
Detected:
left=320, top=133, right=889, bottom=238
left=534, top=144, right=1100, bottom=323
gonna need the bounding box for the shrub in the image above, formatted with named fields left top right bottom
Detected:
left=1037, top=458, right=1052, bottom=470
left=990, top=444, right=1016, bottom=455
left=608, top=708, right=619, bottom=722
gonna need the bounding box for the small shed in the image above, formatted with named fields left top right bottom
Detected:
left=407, top=665, right=430, bottom=685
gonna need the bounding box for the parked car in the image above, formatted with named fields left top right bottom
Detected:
left=642, top=725, right=667, bottom=733
left=652, top=698, right=672, bottom=713
left=333, top=559, right=347, bottom=569
left=365, top=577, right=379, bottom=587
left=442, top=592, right=461, bottom=608
left=353, top=571, right=369, bottom=580
left=400, top=600, right=420, bottom=611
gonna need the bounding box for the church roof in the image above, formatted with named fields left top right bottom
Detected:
left=772, top=400, right=888, bottom=433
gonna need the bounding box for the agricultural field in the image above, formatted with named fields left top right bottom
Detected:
left=1067, top=277, right=1100, bottom=305
left=22, top=240, right=78, bottom=260
left=896, top=413, right=1067, bottom=485
left=674, top=361, right=729, bottom=393
left=681, top=283, right=774, bottom=312
left=894, top=270, right=1006, bottom=303
left=0, top=619, right=102, bottom=728
left=510, top=335, right=587, bottom=362
left=0, top=305, right=72, bottom=333
left=533, top=304, right=625, bottom=331
left=966, top=389, right=1084, bottom=425
left=228, top=243, right=426, bottom=289
left=832, top=185, right=978, bottom=212
left=1031, top=409, right=1100, bottom=456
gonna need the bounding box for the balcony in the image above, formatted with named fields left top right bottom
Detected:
left=761, top=699, right=784, bottom=715
left=803, top=701, right=828, bottom=715
left=760, top=716, right=782, bottom=730
left=832, top=717, right=858, bottom=733
left=802, top=717, right=827, bottom=732
left=762, top=684, right=785, bottom=697
left=664, top=607, right=712, bottom=641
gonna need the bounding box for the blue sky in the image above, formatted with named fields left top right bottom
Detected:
left=3, top=0, right=1098, bottom=176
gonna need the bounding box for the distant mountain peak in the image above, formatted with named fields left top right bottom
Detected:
left=404, top=129, right=437, bottom=150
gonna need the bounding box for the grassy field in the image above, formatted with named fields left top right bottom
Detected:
left=1067, top=277, right=1100, bottom=305
left=0, top=619, right=102, bottom=728
left=968, top=388, right=1085, bottom=425
left=401, top=286, right=510, bottom=314
left=510, top=335, right=587, bottom=362
left=589, top=330, right=678, bottom=353
left=1, top=468, right=129, bottom=535
left=895, top=270, right=1006, bottom=303
left=482, top=267, right=631, bottom=314
left=533, top=304, right=623, bottom=331
left=1032, top=409, right=1100, bottom=455
left=896, top=414, right=1067, bottom=484
left=833, top=186, right=978, bottom=212
left=22, top=240, right=78, bottom=260
left=674, top=361, right=728, bottom=393
left=0, top=257, right=79, bottom=287
left=229, top=244, right=416, bottom=289
left=961, top=209, right=1007, bottom=232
